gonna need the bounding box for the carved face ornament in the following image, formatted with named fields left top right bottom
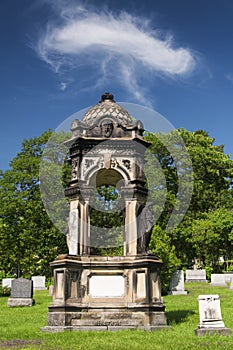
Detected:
left=101, top=119, right=113, bottom=138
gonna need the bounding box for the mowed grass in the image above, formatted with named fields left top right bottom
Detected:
left=0, top=283, right=233, bottom=349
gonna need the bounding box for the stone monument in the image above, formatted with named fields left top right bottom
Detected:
left=195, top=295, right=231, bottom=336
left=42, top=93, right=167, bottom=331
left=8, top=278, right=34, bottom=307
left=168, top=270, right=187, bottom=295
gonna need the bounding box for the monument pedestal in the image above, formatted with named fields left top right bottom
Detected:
left=41, top=254, right=168, bottom=332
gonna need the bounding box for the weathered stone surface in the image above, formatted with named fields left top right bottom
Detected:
left=42, top=255, right=168, bottom=331
left=42, top=325, right=170, bottom=332
left=168, top=270, right=187, bottom=295
left=195, top=294, right=231, bottom=336
left=186, top=269, right=207, bottom=282
left=7, top=298, right=34, bottom=307
left=195, top=327, right=231, bottom=336
left=8, top=278, right=34, bottom=307
left=10, top=278, right=33, bottom=298
left=32, top=276, right=46, bottom=290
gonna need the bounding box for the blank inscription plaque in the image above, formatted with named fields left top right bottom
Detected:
left=89, top=275, right=124, bottom=297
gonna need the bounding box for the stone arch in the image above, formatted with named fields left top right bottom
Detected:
left=88, top=168, right=125, bottom=255
left=88, top=167, right=127, bottom=187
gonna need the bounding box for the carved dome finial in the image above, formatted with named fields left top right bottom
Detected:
left=100, top=92, right=115, bottom=103
left=83, top=93, right=132, bottom=126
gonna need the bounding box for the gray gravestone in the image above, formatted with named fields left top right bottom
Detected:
left=32, top=276, right=46, bottom=290
left=195, top=294, right=231, bottom=336
left=168, top=270, right=187, bottom=295
left=7, top=278, right=34, bottom=307
left=2, top=278, right=14, bottom=288
left=186, top=269, right=207, bottom=282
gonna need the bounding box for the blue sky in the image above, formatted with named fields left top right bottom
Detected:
left=1, top=0, right=233, bottom=170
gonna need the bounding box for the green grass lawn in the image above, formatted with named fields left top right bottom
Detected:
left=0, top=283, right=233, bottom=350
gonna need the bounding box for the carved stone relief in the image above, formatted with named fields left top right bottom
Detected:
left=71, top=159, right=79, bottom=180
left=101, top=119, right=114, bottom=138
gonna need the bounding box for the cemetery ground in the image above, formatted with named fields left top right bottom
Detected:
left=0, top=283, right=233, bottom=350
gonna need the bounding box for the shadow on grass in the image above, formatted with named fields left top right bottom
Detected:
left=166, top=309, right=195, bottom=325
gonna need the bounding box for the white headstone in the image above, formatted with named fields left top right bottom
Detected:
left=195, top=294, right=231, bottom=335
left=168, top=270, right=187, bottom=295
left=186, top=269, right=207, bottom=282
left=210, top=274, right=228, bottom=286
left=31, top=276, right=46, bottom=290
left=2, top=278, right=14, bottom=288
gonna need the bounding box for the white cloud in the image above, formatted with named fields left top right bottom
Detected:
left=59, top=82, right=67, bottom=91
left=35, top=1, right=196, bottom=104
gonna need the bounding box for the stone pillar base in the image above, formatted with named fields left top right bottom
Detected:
left=41, top=254, right=168, bottom=331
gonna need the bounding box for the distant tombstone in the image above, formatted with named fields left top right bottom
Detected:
left=2, top=278, right=14, bottom=288
left=168, top=270, right=187, bottom=295
left=186, top=269, right=207, bottom=282
left=195, top=294, right=231, bottom=336
left=229, top=278, right=233, bottom=290
left=210, top=274, right=228, bottom=286
left=32, top=276, right=46, bottom=290
left=7, top=278, right=34, bottom=307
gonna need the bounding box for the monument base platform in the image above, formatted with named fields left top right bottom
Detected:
left=195, top=327, right=231, bottom=336
left=42, top=254, right=168, bottom=331
left=42, top=325, right=169, bottom=332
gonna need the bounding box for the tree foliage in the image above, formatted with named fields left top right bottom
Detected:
left=145, top=129, right=233, bottom=285
left=0, top=131, right=67, bottom=278
left=0, top=127, right=233, bottom=290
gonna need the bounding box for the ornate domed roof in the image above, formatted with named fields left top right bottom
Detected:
left=82, top=92, right=133, bottom=126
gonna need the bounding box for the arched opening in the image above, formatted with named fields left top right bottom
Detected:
left=90, top=169, right=125, bottom=255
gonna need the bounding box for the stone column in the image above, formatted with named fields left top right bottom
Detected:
left=124, top=200, right=137, bottom=256
left=68, top=202, right=79, bottom=256
left=79, top=201, right=90, bottom=255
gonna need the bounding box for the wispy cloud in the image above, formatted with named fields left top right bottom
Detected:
left=34, top=0, right=196, bottom=104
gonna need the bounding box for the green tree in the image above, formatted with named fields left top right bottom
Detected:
left=0, top=131, right=68, bottom=278
left=189, top=208, right=233, bottom=272
left=149, top=224, right=181, bottom=293
left=145, top=129, right=233, bottom=286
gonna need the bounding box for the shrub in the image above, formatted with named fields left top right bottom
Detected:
left=0, top=286, right=11, bottom=296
